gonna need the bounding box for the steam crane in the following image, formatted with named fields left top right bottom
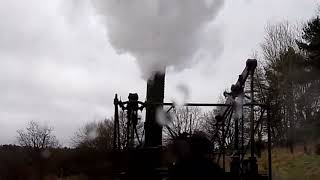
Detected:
left=214, top=59, right=264, bottom=179
left=113, top=59, right=272, bottom=180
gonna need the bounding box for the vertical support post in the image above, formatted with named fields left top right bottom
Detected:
left=239, top=90, right=244, bottom=160
left=126, top=109, right=131, bottom=148
left=229, top=108, right=240, bottom=177
left=248, top=68, right=258, bottom=177
left=250, top=71, right=255, bottom=158
left=131, top=111, right=135, bottom=147
left=234, top=115, right=239, bottom=152
left=113, top=94, right=119, bottom=151
left=117, top=113, right=121, bottom=151
left=129, top=111, right=135, bottom=147
left=127, top=93, right=139, bottom=148
left=241, top=111, right=244, bottom=159
left=222, top=119, right=225, bottom=171
left=267, top=105, right=272, bottom=180
left=234, top=82, right=244, bottom=155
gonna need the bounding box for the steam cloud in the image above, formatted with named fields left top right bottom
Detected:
left=171, top=83, right=190, bottom=106
left=91, top=0, right=224, bottom=78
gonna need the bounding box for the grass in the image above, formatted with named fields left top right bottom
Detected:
left=258, top=146, right=320, bottom=180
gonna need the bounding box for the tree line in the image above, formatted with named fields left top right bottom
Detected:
left=257, top=12, right=320, bottom=153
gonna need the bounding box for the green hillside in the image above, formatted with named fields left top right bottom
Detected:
left=259, top=148, right=320, bottom=180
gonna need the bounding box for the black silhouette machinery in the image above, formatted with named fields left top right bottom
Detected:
left=113, top=59, right=272, bottom=180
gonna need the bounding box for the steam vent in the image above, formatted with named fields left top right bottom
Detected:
left=144, top=71, right=165, bottom=147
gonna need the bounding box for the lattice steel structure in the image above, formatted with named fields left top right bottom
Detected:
left=113, top=59, right=272, bottom=180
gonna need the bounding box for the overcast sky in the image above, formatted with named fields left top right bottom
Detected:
left=0, top=0, right=318, bottom=146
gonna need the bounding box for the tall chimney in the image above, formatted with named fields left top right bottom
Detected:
left=144, top=71, right=165, bottom=147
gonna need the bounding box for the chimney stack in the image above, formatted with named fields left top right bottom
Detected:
left=144, top=71, right=165, bottom=147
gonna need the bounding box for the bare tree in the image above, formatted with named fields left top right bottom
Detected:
left=72, top=121, right=98, bottom=148
left=17, top=120, right=59, bottom=150
left=261, top=21, right=302, bottom=63
left=72, top=118, right=114, bottom=151
left=163, top=106, right=205, bottom=143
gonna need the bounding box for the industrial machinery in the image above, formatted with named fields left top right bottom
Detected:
left=113, top=59, right=272, bottom=180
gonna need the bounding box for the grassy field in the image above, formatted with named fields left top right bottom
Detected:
left=258, top=146, right=320, bottom=180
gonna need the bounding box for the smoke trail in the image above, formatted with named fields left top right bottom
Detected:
left=171, top=83, right=190, bottom=106
left=91, top=0, right=224, bottom=78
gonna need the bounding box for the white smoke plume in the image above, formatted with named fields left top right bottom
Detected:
left=171, top=83, right=190, bottom=106
left=91, top=0, right=225, bottom=78
left=156, top=108, right=173, bottom=127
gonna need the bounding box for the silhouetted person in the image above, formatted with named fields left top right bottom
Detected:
left=169, top=132, right=224, bottom=180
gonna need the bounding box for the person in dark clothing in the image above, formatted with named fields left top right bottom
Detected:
left=169, top=132, right=224, bottom=180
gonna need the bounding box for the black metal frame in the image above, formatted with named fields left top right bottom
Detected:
left=112, top=59, right=272, bottom=180
left=113, top=98, right=272, bottom=180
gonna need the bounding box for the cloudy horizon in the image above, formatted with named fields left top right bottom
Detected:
left=0, top=0, right=318, bottom=146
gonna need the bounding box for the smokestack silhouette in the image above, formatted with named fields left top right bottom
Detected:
left=144, top=71, right=165, bottom=147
